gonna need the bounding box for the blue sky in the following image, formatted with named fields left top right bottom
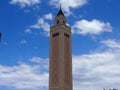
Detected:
left=0, top=0, right=120, bottom=90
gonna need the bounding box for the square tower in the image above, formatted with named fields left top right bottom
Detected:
left=49, top=7, right=73, bottom=90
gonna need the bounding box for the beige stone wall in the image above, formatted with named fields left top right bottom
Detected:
left=51, top=35, right=59, bottom=87
left=49, top=17, right=72, bottom=90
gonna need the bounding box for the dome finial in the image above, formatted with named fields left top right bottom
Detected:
left=56, top=4, right=65, bottom=17
left=60, top=4, right=62, bottom=10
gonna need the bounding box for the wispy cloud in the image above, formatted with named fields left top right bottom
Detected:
left=30, top=18, right=50, bottom=36
left=50, top=0, right=87, bottom=15
left=25, top=29, right=32, bottom=34
left=101, top=39, right=120, bottom=49
left=0, top=39, right=120, bottom=90
left=44, top=13, right=53, bottom=20
left=30, top=57, right=49, bottom=64
left=9, top=0, right=41, bottom=7
left=73, top=53, right=120, bottom=90
left=72, top=19, right=112, bottom=35
left=30, top=57, right=49, bottom=70
left=20, top=40, right=27, bottom=44
left=73, top=39, right=120, bottom=90
left=0, top=62, right=48, bottom=90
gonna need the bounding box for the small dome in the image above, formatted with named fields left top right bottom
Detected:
left=56, top=8, right=65, bottom=17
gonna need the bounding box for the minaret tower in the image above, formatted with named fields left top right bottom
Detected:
left=49, top=6, right=73, bottom=90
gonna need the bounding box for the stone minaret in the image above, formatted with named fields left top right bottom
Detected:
left=49, top=7, right=73, bottom=90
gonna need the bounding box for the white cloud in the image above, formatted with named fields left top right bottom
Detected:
left=73, top=39, right=120, bottom=90
left=10, top=0, right=41, bottom=7
left=1, top=40, right=120, bottom=90
left=30, top=18, right=50, bottom=36
left=24, top=9, right=30, bottom=13
left=44, top=13, right=53, bottom=20
left=20, top=40, right=27, bottom=44
left=73, top=52, right=120, bottom=90
left=101, top=39, right=120, bottom=49
left=25, top=29, right=32, bottom=34
left=30, top=57, right=49, bottom=69
left=30, top=57, right=48, bottom=63
left=72, top=19, right=112, bottom=35
left=0, top=62, right=48, bottom=90
left=50, top=0, right=87, bottom=14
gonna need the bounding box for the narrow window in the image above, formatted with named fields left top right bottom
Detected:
left=57, top=20, right=59, bottom=24
left=53, top=33, right=59, bottom=37
left=64, top=33, right=70, bottom=38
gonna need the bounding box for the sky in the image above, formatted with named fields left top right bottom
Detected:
left=0, top=0, right=120, bottom=90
